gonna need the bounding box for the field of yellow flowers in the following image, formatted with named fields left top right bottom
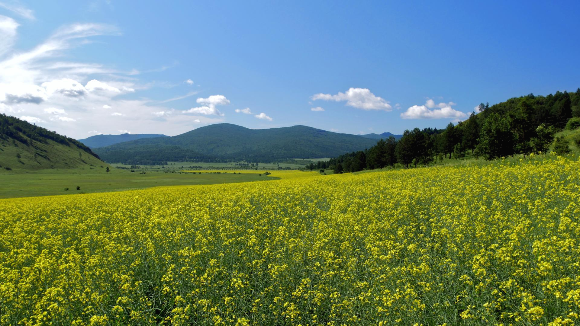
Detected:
left=1, top=155, right=579, bottom=325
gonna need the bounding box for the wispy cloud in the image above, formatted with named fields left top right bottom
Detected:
left=0, top=20, right=224, bottom=138
left=159, top=90, right=199, bottom=103
left=311, top=107, right=325, bottom=112
left=0, top=2, right=35, bottom=20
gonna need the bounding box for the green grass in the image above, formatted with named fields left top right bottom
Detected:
left=0, top=137, right=105, bottom=172
left=111, top=160, right=313, bottom=171
left=0, top=168, right=278, bottom=199
left=551, top=127, right=580, bottom=152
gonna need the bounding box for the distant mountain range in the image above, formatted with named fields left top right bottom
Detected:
left=93, top=123, right=383, bottom=164
left=361, top=132, right=403, bottom=140
left=78, top=133, right=167, bottom=148
left=0, top=114, right=105, bottom=171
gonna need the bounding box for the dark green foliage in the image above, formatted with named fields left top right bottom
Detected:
left=442, top=122, right=460, bottom=159
left=553, top=136, right=571, bottom=155
left=461, top=112, right=480, bottom=154
left=573, top=134, right=580, bottom=148
left=395, top=130, right=414, bottom=168
left=477, top=113, right=515, bottom=160
left=531, top=124, right=555, bottom=154
left=565, top=117, right=580, bottom=130
left=94, top=124, right=378, bottom=164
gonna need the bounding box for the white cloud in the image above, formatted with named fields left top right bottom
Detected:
left=152, top=110, right=171, bottom=117
left=20, top=115, right=44, bottom=124
left=118, top=130, right=130, bottom=134
left=312, top=88, right=392, bottom=111
left=0, top=2, right=35, bottom=20
left=0, top=15, right=18, bottom=57
left=57, top=116, right=75, bottom=122
left=87, top=130, right=102, bottom=135
left=400, top=100, right=467, bottom=119
left=0, top=23, right=118, bottom=85
left=44, top=107, right=66, bottom=115
left=185, top=95, right=229, bottom=116
left=111, top=112, right=123, bottom=116
left=0, top=82, right=46, bottom=104
left=42, top=78, right=86, bottom=97
left=196, top=95, right=230, bottom=106
left=185, top=79, right=193, bottom=85
left=186, top=106, right=222, bottom=116
left=255, top=112, right=272, bottom=121
left=0, top=18, right=229, bottom=138
left=235, top=107, right=252, bottom=114
left=85, top=79, right=121, bottom=94
left=311, top=107, right=325, bottom=112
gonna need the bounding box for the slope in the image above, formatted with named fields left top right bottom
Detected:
left=0, top=114, right=106, bottom=172
left=78, top=133, right=167, bottom=148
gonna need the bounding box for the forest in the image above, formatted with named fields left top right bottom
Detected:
left=309, top=89, right=580, bottom=173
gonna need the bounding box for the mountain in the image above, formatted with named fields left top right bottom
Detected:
left=362, top=132, right=403, bottom=140
left=78, top=133, right=167, bottom=148
left=94, top=123, right=379, bottom=164
left=0, top=114, right=106, bottom=172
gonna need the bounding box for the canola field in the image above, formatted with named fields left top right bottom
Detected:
left=1, top=155, right=579, bottom=325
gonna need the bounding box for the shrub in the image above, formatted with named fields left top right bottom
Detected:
left=565, top=117, right=580, bottom=130
left=553, top=136, right=571, bottom=155
left=573, top=134, right=580, bottom=148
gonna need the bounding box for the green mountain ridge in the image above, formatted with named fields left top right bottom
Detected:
left=0, top=114, right=106, bottom=172
left=79, top=133, right=167, bottom=148
left=94, top=123, right=380, bottom=164
left=361, top=132, right=403, bottom=140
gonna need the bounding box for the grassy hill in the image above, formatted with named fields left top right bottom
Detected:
left=78, top=133, right=167, bottom=148
left=94, top=123, right=379, bottom=164
left=0, top=114, right=106, bottom=172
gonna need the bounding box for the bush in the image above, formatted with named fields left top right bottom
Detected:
left=573, top=134, right=580, bottom=148
left=553, top=136, right=571, bottom=155
left=565, top=117, right=580, bottom=130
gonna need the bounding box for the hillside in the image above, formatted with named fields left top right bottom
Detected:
left=78, top=133, right=167, bottom=148
left=0, top=114, right=106, bottom=172
left=324, top=88, right=580, bottom=173
left=94, top=124, right=379, bottom=164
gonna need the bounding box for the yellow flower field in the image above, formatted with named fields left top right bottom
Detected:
left=1, top=155, right=579, bottom=325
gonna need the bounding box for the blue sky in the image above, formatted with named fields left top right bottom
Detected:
left=1, top=1, right=579, bottom=139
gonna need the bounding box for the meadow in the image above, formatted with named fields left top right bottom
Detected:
left=0, top=154, right=579, bottom=325
left=0, top=169, right=277, bottom=199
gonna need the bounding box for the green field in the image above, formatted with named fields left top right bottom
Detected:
left=0, top=169, right=277, bottom=199
left=111, top=159, right=325, bottom=171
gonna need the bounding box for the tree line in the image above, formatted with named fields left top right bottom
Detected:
left=309, top=89, right=580, bottom=173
